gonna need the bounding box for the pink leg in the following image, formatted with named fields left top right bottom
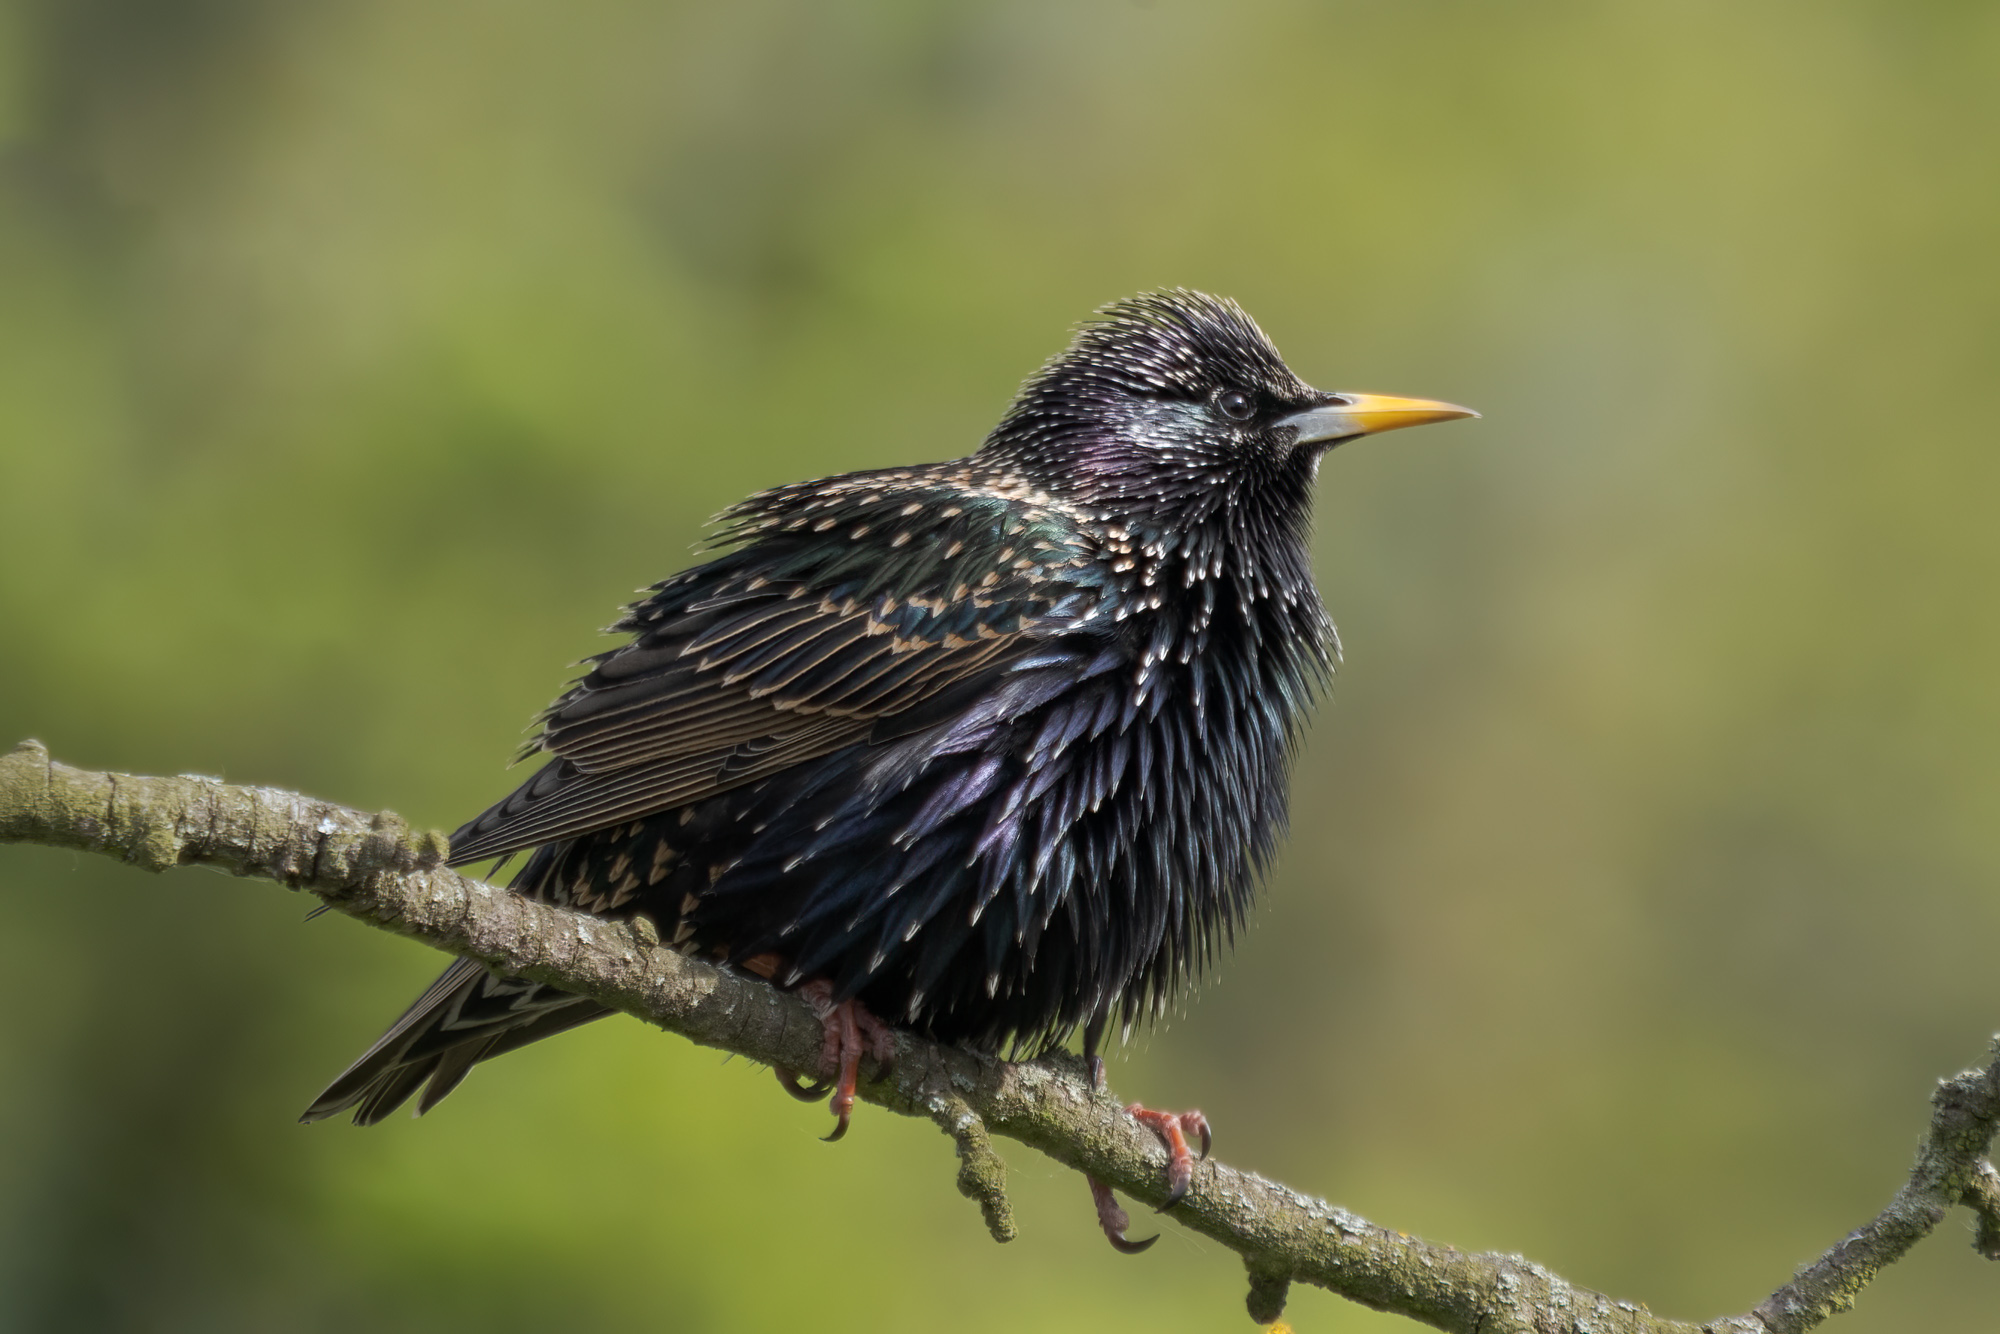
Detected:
left=798, top=980, right=896, bottom=1141
left=1085, top=1101, right=1213, bottom=1252
left=1126, top=1103, right=1212, bottom=1207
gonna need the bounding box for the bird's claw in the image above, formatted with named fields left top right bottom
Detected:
left=800, top=981, right=896, bottom=1141
left=774, top=1067, right=833, bottom=1102
left=1088, top=1175, right=1158, bottom=1253
left=1126, top=1103, right=1211, bottom=1209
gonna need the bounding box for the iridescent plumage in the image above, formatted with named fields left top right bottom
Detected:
left=304, top=290, right=1471, bottom=1126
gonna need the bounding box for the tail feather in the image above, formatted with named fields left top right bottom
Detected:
left=413, top=1035, right=501, bottom=1116
left=301, top=958, right=611, bottom=1125
left=350, top=1059, right=439, bottom=1127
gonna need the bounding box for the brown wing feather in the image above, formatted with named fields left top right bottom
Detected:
left=448, top=586, right=1029, bottom=865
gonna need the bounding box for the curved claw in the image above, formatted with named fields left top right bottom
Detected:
left=775, top=1067, right=833, bottom=1102
left=1108, top=1228, right=1160, bottom=1255
left=1088, top=1176, right=1158, bottom=1254
left=1195, top=1114, right=1213, bottom=1161
left=821, top=1109, right=851, bottom=1143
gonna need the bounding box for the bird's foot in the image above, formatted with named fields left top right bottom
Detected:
left=796, top=980, right=895, bottom=1141
left=1085, top=1102, right=1212, bottom=1252
left=1126, top=1103, right=1211, bottom=1207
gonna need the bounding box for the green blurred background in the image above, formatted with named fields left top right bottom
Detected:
left=2, top=1, right=1997, bottom=1329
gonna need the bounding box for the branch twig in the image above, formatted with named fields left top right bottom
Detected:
left=2, top=739, right=1993, bottom=1332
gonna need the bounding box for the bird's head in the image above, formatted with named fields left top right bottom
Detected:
left=982, top=289, right=1474, bottom=531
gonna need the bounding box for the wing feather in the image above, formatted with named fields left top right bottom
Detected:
left=448, top=481, right=1097, bottom=866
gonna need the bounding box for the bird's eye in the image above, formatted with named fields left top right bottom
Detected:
left=1217, top=390, right=1255, bottom=422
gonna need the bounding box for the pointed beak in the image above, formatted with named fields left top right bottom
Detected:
left=1276, top=392, right=1479, bottom=446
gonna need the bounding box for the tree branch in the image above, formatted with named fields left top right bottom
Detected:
left=2, top=738, right=1993, bottom=1332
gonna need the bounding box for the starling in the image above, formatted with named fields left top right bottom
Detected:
left=303, top=290, right=1474, bottom=1241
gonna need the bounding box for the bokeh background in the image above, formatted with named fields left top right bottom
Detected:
left=2, top=1, right=1997, bottom=1329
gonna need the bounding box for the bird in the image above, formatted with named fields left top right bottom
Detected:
left=301, top=289, right=1474, bottom=1247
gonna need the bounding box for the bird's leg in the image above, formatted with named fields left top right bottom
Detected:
left=799, top=979, right=895, bottom=1142
left=1125, top=1104, right=1212, bottom=1208
left=1079, top=1017, right=1163, bottom=1251
left=1084, top=1100, right=1212, bottom=1250
left=746, top=954, right=835, bottom=1101
left=1076, top=1020, right=1203, bottom=1249
left=1082, top=1102, right=1212, bottom=1251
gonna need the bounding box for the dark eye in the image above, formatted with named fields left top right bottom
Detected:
left=1217, top=389, right=1255, bottom=422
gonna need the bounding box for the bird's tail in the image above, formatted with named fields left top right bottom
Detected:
left=300, top=958, right=610, bottom=1125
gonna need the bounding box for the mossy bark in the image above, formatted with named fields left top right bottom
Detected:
left=3, top=739, right=1994, bottom=1333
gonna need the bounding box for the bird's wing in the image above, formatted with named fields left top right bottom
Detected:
left=448, top=478, right=1098, bottom=866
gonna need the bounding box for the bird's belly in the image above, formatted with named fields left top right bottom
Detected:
left=637, top=665, right=1296, bottom=1055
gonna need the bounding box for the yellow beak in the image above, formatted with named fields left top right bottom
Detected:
left=1277, top=392, right=1479, bottom=445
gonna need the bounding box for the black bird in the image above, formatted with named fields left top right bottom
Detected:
left=303, top=290, right=1473, bottom=1243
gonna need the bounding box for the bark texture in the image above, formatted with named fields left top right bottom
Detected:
left=3, top=739, right=1994, bottom=1332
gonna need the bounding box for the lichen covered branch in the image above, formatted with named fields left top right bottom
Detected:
left=923, top=1090, right=1016, bottom=1243
left=1751, top=1046, right=2000, bottom=1333
left=2, top=739, right=1994, bottom=1333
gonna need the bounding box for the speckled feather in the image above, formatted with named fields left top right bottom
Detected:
left=304, top=291, right=1343, bottom=1125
